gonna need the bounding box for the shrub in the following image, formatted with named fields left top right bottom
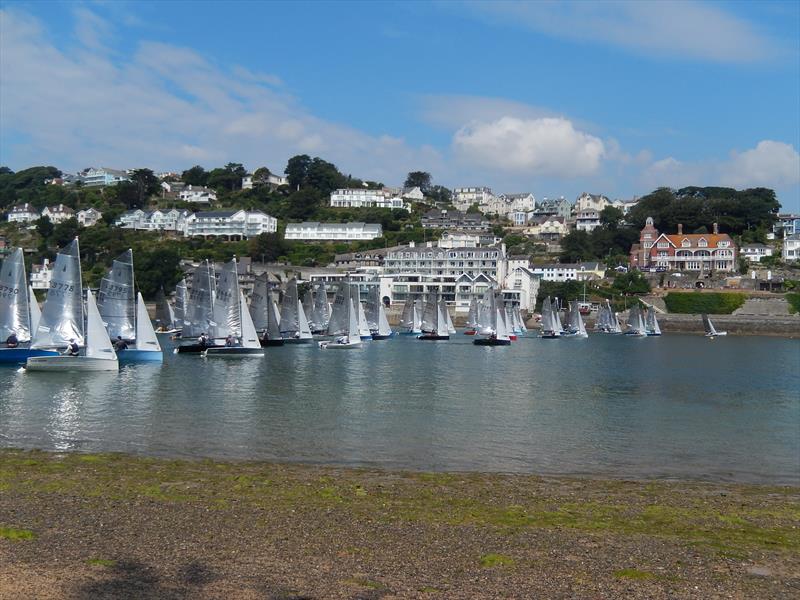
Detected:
left=664, top=292, right=746, bottom=314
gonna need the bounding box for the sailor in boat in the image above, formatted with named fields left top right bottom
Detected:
left=225, top=334, right=236, bottom=347
left=198, top=332, right=209, bottom=348
left=5, top=333, right=19, bottom=348
left=113, top=336, right=129, bottom=352
left=64, top=339, right=80, bottom=356
left=336, top=335, right=349, bottom=345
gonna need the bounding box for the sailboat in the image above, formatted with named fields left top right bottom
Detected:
left=474, top=291, right=511, bottom=346
left=170, top=279, right=187, bottom=338
left=355, top=292, right=372, bottom=341
left=562, top=300, right=589, bottom=338
left=625, top=304, right=648, bottom=337
left=250, top=273, right=284, bottom=347
left=176, top=260, right=222, bottom=354
left=280, top=278, right=313, bottom=344
left=702, top=314, right=727, bottom=338
left=203, top=259, right=263, bottom=357
left=319, top=290, right=361, bottom=349
left=539, top=296, right=561, bottom=338
left=645, top=305, right=662, bottom=337
left=154, top=287, right=179, bottom=334
left=27, top=286, right=118, bottom=372
left=97, top=249, right=162, bottom=362
left=0, top=248, right=56, bottom=364
left=418, top=292, right=449, bottom=340
left=399, top=295, right=422, bottom=335
left=464, top=297, right=479, bottom=335
left=440, top=297, right=456, bottom=335
left=365, top=284, right=393, bottom=340
left=504, top=304, right=518, bottom=341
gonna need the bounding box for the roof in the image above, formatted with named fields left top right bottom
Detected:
left=655, top=232, right=734, bottom=248
left=286, top=222, right=382, bottom=232
left=11, top=203, right=36, bottom=212
left=45, top=204, right=73, bottom=213
left=192, top=211, right=237, bottom=218
left=533, top=262, right=605, bottom=270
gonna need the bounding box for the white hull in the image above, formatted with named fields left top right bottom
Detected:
left=318, top=341, right=361, bottom=349
left=26, top=355, right=118, bottom=372
left=202, top=347, right=264, bottom=358
left=706, top=332, right=727, bottom=337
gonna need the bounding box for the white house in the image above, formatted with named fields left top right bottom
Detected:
left=575, top=209, right=602, bottom=232
left=76, top=208, right=103, bottom=227
left=574, top=192, right=610, bottom=213
left=531, top=262, right=606, bottom=282
left=489, top=193, right=536, bottom=217
left=242, top=173, right=288, bottom=189
left=178, top=185, right=216, bottom=204
left=284, top=222, right=383, bottom=241
left=437, top=230, right=500, bottom=248
left=7, top=203, right=40, bottom=224
left=82, top=167, right=130, bottom=187
left=329, top=188, right=408, bottom=211
left=783, top=233, right=800, bottom=263
left=525, top=215, right=569, bottom=239
left=30, top=258, right=53, bottom=290
left=41, top=204, right=74, bottom=224
left=452, top=186, right=496, bottom=211
left=184, top=210, right=277, bottom=239
left=740, top=243, right=773, bottom=263
left=401, top=186, right=425, bottom=202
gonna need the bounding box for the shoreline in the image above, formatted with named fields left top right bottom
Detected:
left=1, top=449, right=798, bottom=598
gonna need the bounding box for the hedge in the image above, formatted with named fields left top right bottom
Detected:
left=663, top=292, right=746, bottom=314
left=787, top=293, right=800, bottom=315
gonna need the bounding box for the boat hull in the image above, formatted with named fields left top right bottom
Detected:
left=417, top=334, right=449, bottom=341
left=26, top=356, right=118, bottom=372
left=260, top=338, right=285, bottom=347
left=174, top=343, right=223, bottom=354
left=370, top=333, right=394, bottom=340
left=463, top=330, right=477, bottom=335
left=0, top=348, right=59, bottom=365
left=399, top=331, right=421, bottom=336
left=282, top=337, right=313, bottom=345
left=203, top=347, right=264, bottom=358
left=117, top=349, right=163, bottom=363
left=473, top=338, right=511, bottom=346
left=318, top=341, right=361, bottom=349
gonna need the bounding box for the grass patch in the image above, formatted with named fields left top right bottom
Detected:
left=479, top=553, right=515, bottom=568
left=343, top=577, right=385, bottom=589
left=614, top=568, right=658, bottom=580
left=664, top=291, right=746, bottom=314
left=0, top=526, right=36, bottom=541
left=86, top=558, right=116, bottom=567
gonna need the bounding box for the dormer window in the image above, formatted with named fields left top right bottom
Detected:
left=681, top=239, right=691, bottom=248
left=657, top=241, right=669, bottom=248
left=698, top=238, right=708, bottom=248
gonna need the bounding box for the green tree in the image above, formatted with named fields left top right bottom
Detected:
left=404, top=171, right=432, bottom=192
left=135, top=246, right=183, bottom=298
left=207, top=164, right=244, bottom=193
left=130, top=168, right=159, bottom=207
left=35, top=215, right=54, bottom=240
left=612, top=271, right=651, bottom=295
left=466, top=203, right=481, bottom=214
left=560, top=230, right=595, bottom=262
left=284, top=154, right=312, bottom=190
left=600, top=205, right=624, bottom=227
left=52, top=217, right=82, bottom=248
left=306, top=157, right=345, bottom=195
left=251, top=166, right=272, bottom=186
left=248, top=232, right=287, bottom=262
left=285, top=188, right=323, bottom=219
left=181, top=165, right=208, bottom=186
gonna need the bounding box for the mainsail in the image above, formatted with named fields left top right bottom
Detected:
left=645, top=306, right=661, bottom=335
left=365, top=285, right=382, bottom=331
left=174, top=279, right=187, bottom=330
left=326, top=282, right=350, bottom=336
left=249, top=273, right=270, bottom=332
left=465, top=297, right=478, bottom=330
left=97, top=249, right=135, bottom=341
left=155, top=287, right=176, bottom=330
left=313, top=282, right=330, bottom=331
left=135, top=292, right=161, bottom=352
left=0, top=248, right=32, bottom=341
left=212, top=259, right=241, bottom=339
left=183, top=261, right=215, bottom=338
left=31, top=238, right=84, bottom=349
left=279, top=278, right=301, bottom=336
left=85, top=288, right=116, bottom=360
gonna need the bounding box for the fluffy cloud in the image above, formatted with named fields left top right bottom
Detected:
left=0, top=8, right=440, bottom=182
left=720, top=141, right=800, bottom=188
left=452, top=117, right=605, bottom=177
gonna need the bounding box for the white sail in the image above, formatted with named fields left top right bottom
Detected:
left=356, top=298, right=371, bottom=338
left=517, top=308, right=527, bottom=332
left=326, top=282, right=350, bottom=336
left=239, top=291, right=261, bottom=348
left=377, top=302, right=392, bottom=336
left=97, top=249, right=136, bottom=341
left=313, top=282, right=331, bottom=330
left=0, top=248, right=32, bottom=341
left=174, top=279, right=187, bottom=330
left=477, top=289, right=494, bottom=335
left=465, top=297, right=478, bottom=329
left=440, top=297, right=456, bottom=334
left=212, top=259, right=240, bottom=339
left=32, top=238, right=84, bottom=349
left=267, top=300, right=282, bottom=340
left=347, top=298, right=361, bottom=344
left=435, top=298, right=449, bottom=337
left=646, top=307, right=661, bottom=335
left=296, top=300, right=313, bottom=339
left=85, top=289, right=117, bottom=360
left=135, top=292, right=161, bottom=352
left=495, top=307, right=511, bottom=341
left=183, top=261, right=215, bottom=338
left=28, top=286, right=41, bottom=336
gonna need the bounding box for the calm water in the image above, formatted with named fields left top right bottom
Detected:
left=1, top=334, right=798, bottom=484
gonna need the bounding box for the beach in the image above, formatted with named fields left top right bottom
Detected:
left=1, top=449, right=798, bottom=599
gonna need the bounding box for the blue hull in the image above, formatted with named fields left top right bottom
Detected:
left=118, top=349, right=163, bottom=363
left=0, top=348, right=59, bottom=365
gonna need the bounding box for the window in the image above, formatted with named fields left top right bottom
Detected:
left=682, top=239, right=691, bottom=247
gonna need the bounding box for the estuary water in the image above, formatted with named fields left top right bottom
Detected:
left=1, top=333, right=798, bottom=484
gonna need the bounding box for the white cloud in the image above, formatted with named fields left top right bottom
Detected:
left=465, top=0, right=782, bottom=63
left=720, top=141, right=800, bottom=188
left=420, top=95, right=557, bottom=130
left=0, top=8, right=441, bottom=184
left=452, top=116, right=605, bottom=177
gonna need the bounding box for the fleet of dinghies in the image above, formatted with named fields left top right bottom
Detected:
left=1, top=242, right=733, bottom=371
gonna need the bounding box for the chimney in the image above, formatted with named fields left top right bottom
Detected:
left=713, top=222, right=719, bottom=234
left=677, top=223, right=683, bottom=235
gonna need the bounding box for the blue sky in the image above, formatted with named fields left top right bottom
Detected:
left=1, top=0, right=799, bottom=210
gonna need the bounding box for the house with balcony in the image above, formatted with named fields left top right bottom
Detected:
left=629, top=219, right=737, bottom=272
left=76, top=208, right=103, bottom=227
left=532, top=197, right=571, bottom=219
left=284, top=222, right=382, bottom=241
left=524, top=215, right=568, bottom=240
left=82, top=167, right=130, bottom=187
left=242, top=173, right=288, bottom=190
left=329, top=188, right=408, bottom=211
left=783, top=233, right=800, bottom=263
left=178, top=185, right=216, bottom=204
left=185, top=210, right=277, bottom=240
left=421, top=209, right=490, bottom=231
left=574, top=192, right=610, bottom=213
left=437, top=230, right=500, bottom=248
left=452, top=186, right=496, bottom=211
left=774, top=214, right=800, bottom=238
left=740, top=243, right=773, bottom=263
left=575, top=209, right=602, bottom=232
left=41, top=204, right=74, bottom=224
left=531, top=262, right=606, bottom=282
left=30, top=258, right=53, bottom=290
left=7, top=203, right=40, bottom=224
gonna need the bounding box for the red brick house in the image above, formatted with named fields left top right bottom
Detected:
left=630, top=218, right=736, bottom=272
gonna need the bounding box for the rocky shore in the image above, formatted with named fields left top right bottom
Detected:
left=1, top=449, right=798, bottom=599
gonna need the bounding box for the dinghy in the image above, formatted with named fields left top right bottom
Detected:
left=27, top=288, right=118, bottom=372
left=474, top=291, right=511, bottom=346
left=319, top=289, right=361, bottom=349
left=204, top=260, right=263, bottom=357
left=366, top=284, right=393, bottom=340
left=463, top=296, right=479, bottom=335
left=539, top=296, right=561, bottom=338
left=169, top=279, right=187, bottom=338
left=562, top=300, right=589, bottom=338
left=0, top=248, right=57, bottom=364
left=645, top=305, right=662, bottom=337
left=155, top=287, right=179, bottom=334
left=311, top=282, right=331, bottom=334
left=702, top=314, right=727, bottom=338
left=399, top=295, right=422, bottom=335
left=250, top=273, right=284, bottom=346
left=418, top=292, right=449, bottom=340
left=176, top=261, right=223, bottom=354
left=280, top=278, right=313, bottom=344
left=624, top=304, right=648, bottom=337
